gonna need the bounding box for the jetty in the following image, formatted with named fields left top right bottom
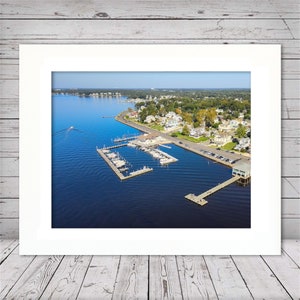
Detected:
left=102, top=143, right=128, bottom=150
left=97, top=148, right=153, bottom=180
left=113, top=135, right=138, bottom=143
left=185, top=176, right=240, bottom=206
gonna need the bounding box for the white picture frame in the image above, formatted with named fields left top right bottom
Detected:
left=19, top=44, right=281, bottom=255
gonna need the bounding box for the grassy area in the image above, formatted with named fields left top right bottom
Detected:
left=221, top=142, right=237, bottom=150
left=149, top=123, right=164, bottom=131
left=172, top=132, right=209, bottom=143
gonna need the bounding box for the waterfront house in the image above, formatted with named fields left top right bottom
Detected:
left=213, top=133, right=232, bottom=146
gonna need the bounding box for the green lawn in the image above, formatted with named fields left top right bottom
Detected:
left=149, top=124, right=164, bottom=131
left=172, top=132, right=209, bottom=143
left=221, top=142, right=237, bottom=150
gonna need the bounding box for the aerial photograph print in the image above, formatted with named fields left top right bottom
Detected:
left=52, top=71, right=251, bottom=229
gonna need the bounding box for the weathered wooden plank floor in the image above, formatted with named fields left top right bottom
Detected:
left=0, top=240, right=299, bottom=299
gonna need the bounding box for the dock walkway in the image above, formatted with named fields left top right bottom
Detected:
left=102, top=143, right=128, bottom=150
left=97, top=149, right=153, bottom=180
left=185, top=176, right=240, bottom=206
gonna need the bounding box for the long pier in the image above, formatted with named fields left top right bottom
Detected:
left=113, top=136, right=137, bottom=143
left=102, top=143, right=128, bottom=150
left=97, top=149, right=153, bottom=180
left=185, top=176, right=240, bottom=206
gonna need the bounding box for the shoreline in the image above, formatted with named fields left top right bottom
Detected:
left=115, top=112, right=251, bottom=169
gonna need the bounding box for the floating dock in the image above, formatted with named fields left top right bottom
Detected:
left=97, top=148, right=153, bottom=180
left=185, top=176, right=240, bottom=206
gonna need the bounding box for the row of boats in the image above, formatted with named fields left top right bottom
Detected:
left=128, top=144, right=178, bottom=165
left=102, top=149, right=129, bottom=171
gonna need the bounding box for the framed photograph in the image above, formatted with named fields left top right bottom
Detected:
left=20, top=44, right=281, bottom=255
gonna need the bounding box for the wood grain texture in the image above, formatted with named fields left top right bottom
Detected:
left=40, top=255, right=92, bottom=300
left=1, top=39, right=299, bottom=59
left=112, top=256, right=148, bottom=299
left=0, top=239, right=18, bottom=263
left=2, top=0, right=298, bottom=19
left=177, top=255, right=218, bottom=299
left=263, top=252, right=300, bottom=299
left=282, top=239, right=300, bottom=266
left=0, top=19, right=294, bottom=40
left=232, top=256, right=291, bottom=299
left=0, top=246, right=35, bottom=299
left=149, top=256, right=182, bottom=299
left=77, top=256, right=120, bottom=299
left=1, top=240, right=299, bottom=299
left=204, top=255, right=252, bottom=299
left=5, top=255, right=62, bottom=299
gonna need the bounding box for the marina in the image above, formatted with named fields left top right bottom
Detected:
left=96, top=148, right=153, bottom=180
left=53, top=94, right=250, bottom=229
left=144, top=147, right=178, bottom=165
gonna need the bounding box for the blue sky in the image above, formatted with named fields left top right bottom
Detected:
left=52, top=72, right=250, bottom=89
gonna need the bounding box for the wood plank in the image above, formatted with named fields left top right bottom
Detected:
left=0, top=239, right=18, bottom=263
left=282, top=199, right=300, bottom=219
left=282, top=99, right=300, bottom=120
left=282, top=219, right=300, bottom=239
left=0, top=246, right=35, bottom=299
left=0, top=120, right=19, bottom=138
left=0, top=199, right=18, bottom=218
left=0, top=218, right=19, bottom=239
left=0, top=177, right=18, bottom=198
left=5, top=255, right=62, bottom=299
left=204, top=255, right=252, bottom=299
left=232, top=255, right=291, bottom=299
left=282, top=120, right=300, bottom=138
left=282, top=240, right=300, bottom=266
left=1, top=39, right=299, bottom=60
left=282, top=79, right=300, bottom=99
left=77, top=256, right=120, bottom=299
left=282, top=137, right=300, bottom=157
left=285, top=19, right=300, bottom=39
left=0, top=19, right=293, bottom=40
left=40, top=255, right=92, bottom=300
left=0, top=62, right=18, bottom=79
left=149, top=256, right=183, bottom=299
left=263, top=251, right=300, bottom=299
left=0, top=99, right=19, bottom=119
left=282, top=158, right=300, bottom=177
left=0, top=138, right=19, bottom=158
left=269, top=0, right=300, bottom=18
left=112, top=256, right=148, bottom=299
left=282, top=178, right=300, bottom=198
left=282, top=60, right=300, bottom=80
left=0, top=157, right=18, bottom=177
left=0, top=0, right=288, bottom=19
left=177, top=255, right=218, bottom=299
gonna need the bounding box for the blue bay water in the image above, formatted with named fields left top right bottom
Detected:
left=52, top=95, right=250, bottom=228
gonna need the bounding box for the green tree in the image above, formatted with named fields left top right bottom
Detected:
left=182, top=125, right=190, bottom=136
left=205, top=108, right=217, bottom=127
left=182, top=112, right=193, bottom=124
left=236, top=124, right=247, bottom=138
